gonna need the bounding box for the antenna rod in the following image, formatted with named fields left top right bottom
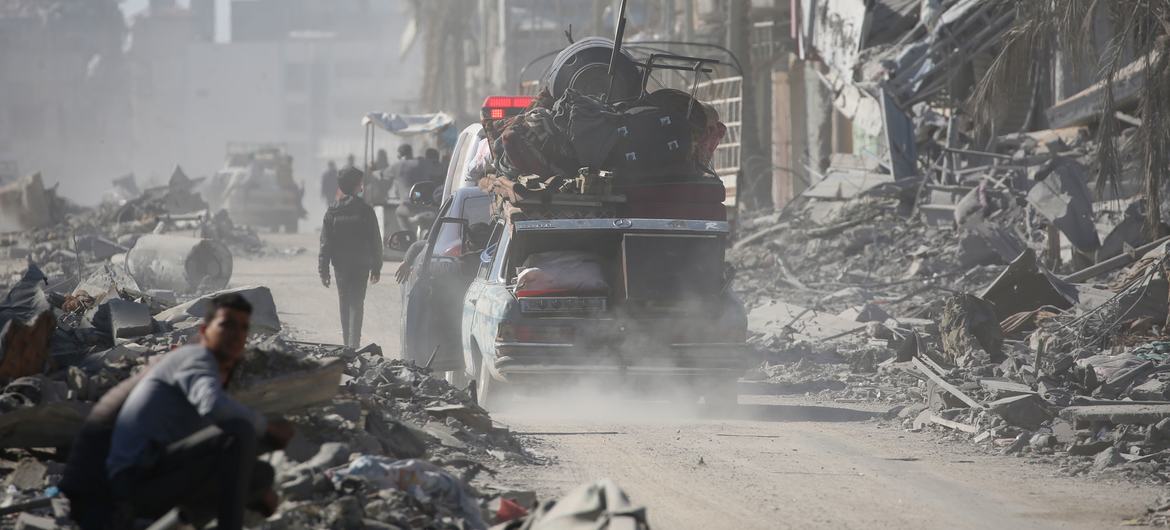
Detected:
left=605, top=0, right=629, bottom=102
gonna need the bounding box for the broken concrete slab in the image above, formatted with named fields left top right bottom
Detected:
left=95, top=298, right=154, bottom=341
left=1092, top=446, right=1125, bottom=473
left=979, top=378, right=1037, bottom=398
left=74, top=234, right=127, bottom=261
left=987, top=394, right=1052, bottom=430
left=12, top=512, right=57, bottom=530
left=1092, top=361, right=1154, bottom=400
left=425, top=404, right=493, bottom=433
left=156, top=285, right=280, bottom=335
left=365, top=413, right=428, bottom=459
left=980, top=249, right=1078, bottom=321
left=748, top=300, right=863, bottom=342
left=0, top=401, right=91, bottom=448
left=5, top=459, right=47, bottom=490
left=1060, top=404, right=1170, bottom=426
left=1131, top=378, right=1170, bottom=402
left=230, top=358, right=342, bottom=415
left=929, top=414, right=979, bottom=434
left=913, top=357, right=983, bottom=409
left=73, top=263, right=140, bottom=305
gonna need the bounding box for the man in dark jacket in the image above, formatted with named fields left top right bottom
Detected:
left=319, top=167, right=383, bottom=348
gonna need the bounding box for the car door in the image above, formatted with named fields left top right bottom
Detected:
left=462, top=221, right=505, bottom=376
left=401, top=199, right=460, bottom=365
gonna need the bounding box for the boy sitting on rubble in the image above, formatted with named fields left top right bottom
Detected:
left=61, top=293, right=295, bottom=530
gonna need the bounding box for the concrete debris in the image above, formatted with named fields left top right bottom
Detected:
left=986, top=394, right=1053, bottom=430
left=125, top=234, right=233, bottom=294
left=96, top=298, right=154, bottom=341
left=157, top=285, right=281, bottom=335
left=0, top=268, right=544, bottom=529
left=732, top=4, right=1170, bottom=488
left=0, top=173, right=57, bottom=232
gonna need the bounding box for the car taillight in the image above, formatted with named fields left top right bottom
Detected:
left=497, top=323, right=575, bottom=343
left=481, top=95, right=535, bottom=121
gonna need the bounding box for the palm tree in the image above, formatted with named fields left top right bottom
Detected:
left=973, top=1, right=1170, bottom=238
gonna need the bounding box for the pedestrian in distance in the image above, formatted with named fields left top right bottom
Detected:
left=319, top=167, right=383, bottom=348
left=320, top=160, right=339, bottom=204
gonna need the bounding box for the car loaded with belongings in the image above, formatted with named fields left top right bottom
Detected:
left=434, top=33, right=748, bottom=409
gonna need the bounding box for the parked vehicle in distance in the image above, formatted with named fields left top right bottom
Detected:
left=205, top=144, right=305, bottom=233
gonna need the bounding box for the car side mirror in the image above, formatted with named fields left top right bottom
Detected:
left=408, top=181, right=438, bottom=206
left=386, top=230, right=415, bottom=251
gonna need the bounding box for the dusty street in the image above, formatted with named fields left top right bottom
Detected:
left=235, top=232, right=1165, bottom=530
left=231, top=232, right=402, bottom=348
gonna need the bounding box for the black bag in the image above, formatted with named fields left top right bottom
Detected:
left=604, top=106, right=693, bottom=176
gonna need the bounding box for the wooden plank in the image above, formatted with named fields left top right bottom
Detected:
left=913, top=357, right=984, bottom=409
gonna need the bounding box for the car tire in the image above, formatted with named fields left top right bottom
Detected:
left=476, top=356, right=510, bottom=411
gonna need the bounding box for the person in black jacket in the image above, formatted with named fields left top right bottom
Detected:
left=319, top=167, right=382, bottom=348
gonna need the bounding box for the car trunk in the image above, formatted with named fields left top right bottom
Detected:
left=505, top=229, right=726, bottom=315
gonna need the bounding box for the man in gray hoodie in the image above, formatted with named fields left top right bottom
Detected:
left=100, top=293, right=295, bottom=530
left=319, top=167, right=383, bottom=347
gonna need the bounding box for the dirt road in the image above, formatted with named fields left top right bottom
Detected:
left=497, top=397, right=1162, bottom=529
left=231, top=232, right=401, bottom=348
left=239, top=233, right=1163, bottom=529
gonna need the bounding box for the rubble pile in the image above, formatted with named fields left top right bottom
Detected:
left=261, top=344, right=537, bottom=530
left=1, top=170, right=280, bottom=298
left=732, top=0, right=1170, bottom=488
left=0, top=266, right=541, bottom=529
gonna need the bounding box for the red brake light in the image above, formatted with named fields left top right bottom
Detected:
left=481, top=95, right=536, bottom=121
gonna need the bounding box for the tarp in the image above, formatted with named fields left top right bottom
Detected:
left=362, top=112, right=454, bottom=136
left=0, top=264, right=55, bottom=380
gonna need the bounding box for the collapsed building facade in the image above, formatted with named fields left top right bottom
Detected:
left=730, top=0, right=1170, bottom=511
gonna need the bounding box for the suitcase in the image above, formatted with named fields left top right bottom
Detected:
left=604, top=106, right=693, bottom=176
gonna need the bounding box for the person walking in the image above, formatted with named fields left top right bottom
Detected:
left=320, top=160, right=339, bottom=204
left=318, top=167, right=383, bottom=348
